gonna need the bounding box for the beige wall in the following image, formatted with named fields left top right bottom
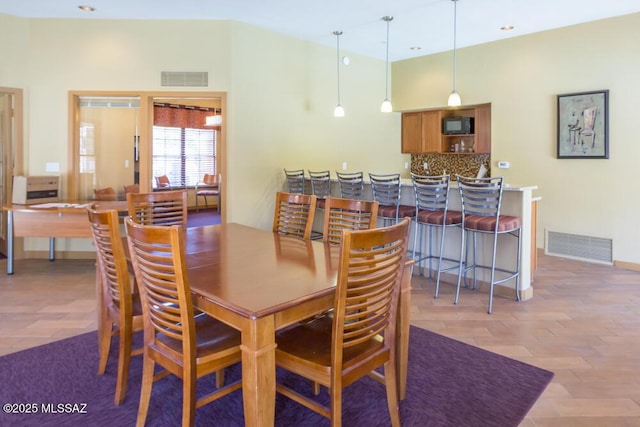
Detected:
left=0, top=15, right=404, bottom=253
left=393, top=13, right=640, bottom=265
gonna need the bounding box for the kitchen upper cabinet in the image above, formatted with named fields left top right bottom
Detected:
left=401, top=103, right=491, bottom=155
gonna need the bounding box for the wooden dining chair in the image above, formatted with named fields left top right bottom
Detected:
left=87, top=208, right=143, bottom=405
left=195, top=173, right=221, bottom=212
left=322, top=196, right=379, bottom=245
left=124, top=217, right=242, bottom=427
left=123, top=183, right=140, bottom=194
left=272, top=191, right=317, bottom=240
left=94, top=186, right=118, bottom=201
left=154, top=175, right=172, bottom=190
left=126, top=190, right=187, bottom=227
left=275, top=217, right=411, bottom=427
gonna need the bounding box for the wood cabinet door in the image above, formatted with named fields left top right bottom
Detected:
left=401, top=112, right=422, bottom=153
left=420, top=110, right=441, bottom=153
left=474, top=104, right=492, bottom=153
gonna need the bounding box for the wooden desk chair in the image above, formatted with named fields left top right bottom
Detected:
left=154, top=175, right=172, bottom=190
left=126, top=190, right=187, bottom=227
left=195, top=173, right=221, bottom=212
left=123, top=184, right=140, bottom=194
left=322, top=196, right=379, bottom=245
left=94, top=187, right=118, bottom=201
left=275, top=218, right=411, bottom=427
left=272, top=191, right=317, bottom=240
left=87, top=208, right=143, bottom=405
left=124, top=218, right=242, bottom=427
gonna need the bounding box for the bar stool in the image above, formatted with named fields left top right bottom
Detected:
left=308, top=170, right=331, bottom=209
left=411, top=173, right=462, bottom=298
left=308, top=170, right=332, bottom=240
left=336, top=171, right=364, bottom=199
left=455, top=175, right=522, bottom=314
left=283, top=168, right=305, bottom=194
left=369, top=173, right=415, bottom=225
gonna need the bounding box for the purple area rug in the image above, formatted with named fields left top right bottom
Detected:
left=0, top=326, right=552, bottom=426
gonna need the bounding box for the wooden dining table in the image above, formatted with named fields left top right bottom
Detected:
left=181, top=223, right=412, bottom=427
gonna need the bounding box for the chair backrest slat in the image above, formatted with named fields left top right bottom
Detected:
left=272, top=192, right=317, bottom=240
left=127, top=190, right=188, bottom=227
left=412, top=173, right=451, bottom=213
left=336, top=171, right=364, bottom=199
left=284, top=169, right=306, bottom=194
left=322, top=197, right=379, bottom=245
left=308, top=170, right=331, bottom=199
left=457, top=175, right=504, bottom=218
left=369, top=173, right=402, bottom=207
left=332, top=218, right=410, bottom=358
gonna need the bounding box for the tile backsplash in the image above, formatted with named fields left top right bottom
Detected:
left=411, top=153, right=491, bottom=178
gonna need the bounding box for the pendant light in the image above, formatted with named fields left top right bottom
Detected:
left=447, top=0, right=462, bottom=107
left=380, top=16, right=393, bottom=113
left=333, top=30, right=345, bottom=117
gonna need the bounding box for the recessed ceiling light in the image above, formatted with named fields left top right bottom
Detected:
left=78, top=5, right=96, bottom=12
left=501, top=25, right=514, bottom=31
left=409, top=46, right=422, bottom=51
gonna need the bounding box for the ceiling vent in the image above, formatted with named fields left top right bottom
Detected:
left=545, top=230, right=613, bottom=264
left=161, top=71, right=208, bottom=87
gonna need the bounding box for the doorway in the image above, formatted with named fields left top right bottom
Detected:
left=68, top=91, right=226, bottom=219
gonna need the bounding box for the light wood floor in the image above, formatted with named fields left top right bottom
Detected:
left=1, top=252, right=639, bottom=426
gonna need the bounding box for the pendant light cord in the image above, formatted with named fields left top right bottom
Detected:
left=334, top=31, right=342, bottom=105
left=452, top=0, right=458, bottom=92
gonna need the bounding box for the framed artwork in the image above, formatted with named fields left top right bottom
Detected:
left=557, top=90, right=609, bottom=159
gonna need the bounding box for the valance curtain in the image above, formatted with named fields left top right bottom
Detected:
left=153, top=103, right=221, bottom=130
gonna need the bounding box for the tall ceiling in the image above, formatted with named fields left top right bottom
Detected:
left=1, top=0, right=638, bottom=61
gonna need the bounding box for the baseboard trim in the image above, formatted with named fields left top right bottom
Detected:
left=613, top=260, right=640, bottom=271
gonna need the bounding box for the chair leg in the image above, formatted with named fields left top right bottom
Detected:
left=488, top=231, right=499, bottom=315
left=434, top=225, right=447, bottom=299
left=114, top=321, right=133, bottom=404
left=215, top=369, right=225, bottom=388
left=330, top=386, right=343, bottom=427
left=182, top=372, right=197, bottom=427
left=136, top=356, right=155, bottom=427
left=97, top=314, right=112, bottom=375
left=383, top=360, right=401, bottom=427
left=454, top=228, right=466, bottom=305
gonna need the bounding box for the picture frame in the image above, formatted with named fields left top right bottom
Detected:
left=557, top=90, right=609, bottom=159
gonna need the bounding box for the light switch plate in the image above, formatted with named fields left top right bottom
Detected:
left=497, top=161, right=510, bottom=169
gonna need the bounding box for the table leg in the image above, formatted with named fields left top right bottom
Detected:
left=241, top=316, right=276, bottom=427
left=49, top=238, right=55, bottom=261
left=7, top=210, right=14, bottom=274
left=397, top=260, right=414, bottom=400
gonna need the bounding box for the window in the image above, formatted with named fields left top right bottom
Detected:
left=152, top=126, right=216, bottom=188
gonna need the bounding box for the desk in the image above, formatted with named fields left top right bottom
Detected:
left=3, top=201, right=126, bottom=274
left=182, top=223, right=411, bottom=427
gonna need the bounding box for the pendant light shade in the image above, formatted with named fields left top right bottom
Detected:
left=333, top=30, right=345, bottom=117
left=381, top=16, right=393, bottom=113
left=447, top=0, right=462, bottom=107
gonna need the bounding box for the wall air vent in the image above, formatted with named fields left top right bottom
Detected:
left=546, top=230, right=612, bottom=264
left=161, top=71, right=208, bottom=87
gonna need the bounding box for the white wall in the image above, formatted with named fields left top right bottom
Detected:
left=393, top=13, right=640, bottom=265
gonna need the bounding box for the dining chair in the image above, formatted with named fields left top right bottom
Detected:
left=335, top=171, right=364, bottom=200
left=322, top=196, right=379, bottom=245
left=274, top=217, right=411, bottom=427
left=411, top=173, right=462, bottom=298
left=154, top=175, right=172, bottom=190
left=195, top=173, right=221, bottom=212
left=94, top=187, right=118, bottom=201
left=455, top=175, right=522, bottom=314
left=369, top=172, right=416, bottom=225
left=126, top=190, right=188, bottom=227
left=124, top=217, right=242, bottom=427
left=123, top=184, right=140, bottom=194
left=283, top=169, right=306, bottom=194
left=87, top=207, right=143, bottom=405
left=272, top=191, right=317, bottom=240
